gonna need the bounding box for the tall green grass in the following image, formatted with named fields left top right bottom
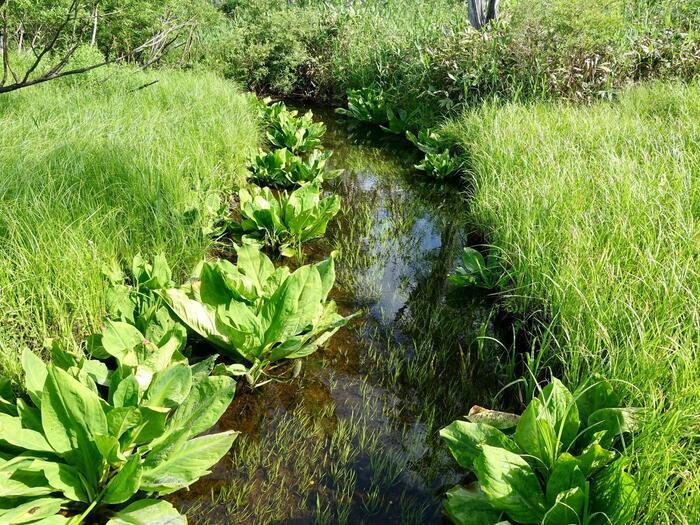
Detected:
left=0, top=67, right=259, bottom=378
left=442, top=81, right=700, bottom=523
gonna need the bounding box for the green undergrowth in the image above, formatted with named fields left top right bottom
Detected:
left=0, top=67, right=259, bottom=378
left=205, top=0, right=699, bottom=126
left=441, top=81, right=700, bottom=523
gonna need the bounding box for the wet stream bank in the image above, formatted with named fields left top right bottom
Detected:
left=171, top=106, right=513, bottom=524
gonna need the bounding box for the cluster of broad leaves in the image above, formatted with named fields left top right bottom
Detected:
left=247, top=97, right=340, bottom=189
left=440, top=376, right=641, bottom=525
left=267, top=107, right=326, bottom=154
left=335, top=88, right=414, bottom=134
left=448, top=247, right=505, bottom=290
left=335, top=88, right=389, bottom=126
left=247, top=148, right=341, bottom=188
left=0, top=329, right=237, bottom=523
left=227, top=181, right=341, bottom=257
left=406, top=128, right=462, bottom=179
left=161, top=243, right=357, bottom=381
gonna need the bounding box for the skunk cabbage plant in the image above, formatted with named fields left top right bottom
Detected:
left=407, top=128, right=462, bottom=178
left=161, top=244, right=356, bottom=376
left=448, top=247, right=504, bottom=290
left=227, top=182, right=341, bottom=257
left=440, top=376, right=640, bottom=525
left=247, top=148, right=340, bottom=188
left=0, top=333, right=237, bottom=524
left=335, top=88, right=389, bottom=126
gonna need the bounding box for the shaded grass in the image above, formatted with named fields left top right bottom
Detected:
left=0, top=66, right=259, bottom=377
left=442, top=81, right=700, bottom=523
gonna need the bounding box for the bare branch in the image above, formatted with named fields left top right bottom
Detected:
left=0, top=2, right=194, bottom=95
left=22, top=0, right=80, bottom=83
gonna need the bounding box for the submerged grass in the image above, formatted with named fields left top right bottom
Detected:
left=0, top=67, right=259, bottom=378
left=442, top=81, right=700, bottom=523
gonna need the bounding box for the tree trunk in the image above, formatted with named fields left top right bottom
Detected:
left=468, top=0, right=499, bottom=30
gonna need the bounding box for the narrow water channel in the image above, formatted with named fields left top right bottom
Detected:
left=171, top=107, right=509, bottom=524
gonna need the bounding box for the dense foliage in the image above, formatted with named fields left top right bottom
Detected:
left=227, top=182, right=341, bottom=257
left=0, top=340, right=236, bottom=523
left=441, top=377, right=639, bottom=525
left=205, top=0, right=699, bottom=125
left=161, top=244, right=355, bottom=376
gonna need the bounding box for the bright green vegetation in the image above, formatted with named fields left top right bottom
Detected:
left=441, top=377, right=639, bottom=524
left=449, top=247, right=504, bottom=290
left=442, top=81, right=700, bottom=522
left=0, top=334, right=236, bottom=523
left=0, top=67, right=258, bottom=379
left=161, top=244, right=355, bottom=377
left=227, top=183, right=341, bottom=257
left=247, top=100, right=341, bottom=188
left=247, top=148, right=339, bottom=188
left=216, top=0, right=698, bottom=123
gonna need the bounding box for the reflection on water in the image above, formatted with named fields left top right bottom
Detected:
left=171, top=107, right=506, bottom=524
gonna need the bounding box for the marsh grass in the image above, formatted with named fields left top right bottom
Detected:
left=0, top=66, right=259, bottom=378
left=442, top=81, right=700, bottom=523
left=180, top=372, right=438, bottom=525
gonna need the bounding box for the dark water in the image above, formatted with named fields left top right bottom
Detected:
left=171, top=107, right=508, bottom=524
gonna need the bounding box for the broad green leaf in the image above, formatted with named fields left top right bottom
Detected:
left=162, top=288, right=230, bottom=350
left=27, top=459, right=89, bottom=502
left=17, top=399, right=42, bottom=433
left=590, top=459, right=638, bottom=525
left=95, top=434, right=126, bottom=466
left=539, top=379, right=580, bottom=450
left=546, top=454, right=586, bottom=505
left=199, top=262, right=235, bottom=308
left=586, top=408, right=640, bottom=448
left=101, top=321, right=144, bottom=366
left=27, top=516, right=69, bottom=525
left=106, top=499, right=186, bottom=525
left=314, top=254, right=336, bottom=301
left=542, top=487, right=585, bottom=525
left=103, top=455, right=142, bottom=504
left=145, top=364, right=192, bottom=409
left=111, top=374, right=140, bottom=408
left=140, top=430, right=237, bottom=494
left=236, top=242, right=275, bottom=296
left=130, top=406, right=170, bottom=446
left=0, top=377, right=17, bottom=415
left=167, top=376, right=236, bottom=440
left=260, top=265, right=322, bottom=346
left=514, top=398, right=559, bottom=469
left=22, top=349, right=47, bottom=407
left=574, top=374, right=621, bottom=425
left=0, top=497, right=66, bottom=524
left=576, top=443, right=617, bottom=477
left=0, top=466, right=54, bottom=498
left=440, top=420, right=517, bottom=471
left=475, top=444, right=546, bottom=524
left=443, top=485, right=503, bottom=525
left=41, top=365, right=107, bottom=489
left=0, top=413, right=53, bottom=453
left=107, top=407, right=142, bottom=439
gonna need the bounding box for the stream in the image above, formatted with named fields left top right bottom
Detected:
left=171, top=106, right=509, bottom=524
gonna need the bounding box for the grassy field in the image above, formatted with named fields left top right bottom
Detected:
left=441, top=81, right=700, bottom=523
left=0, top=67, right=259, bottom=379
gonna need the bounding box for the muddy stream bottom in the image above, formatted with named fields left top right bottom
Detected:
left=169, top=107, right=512, bottom=524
